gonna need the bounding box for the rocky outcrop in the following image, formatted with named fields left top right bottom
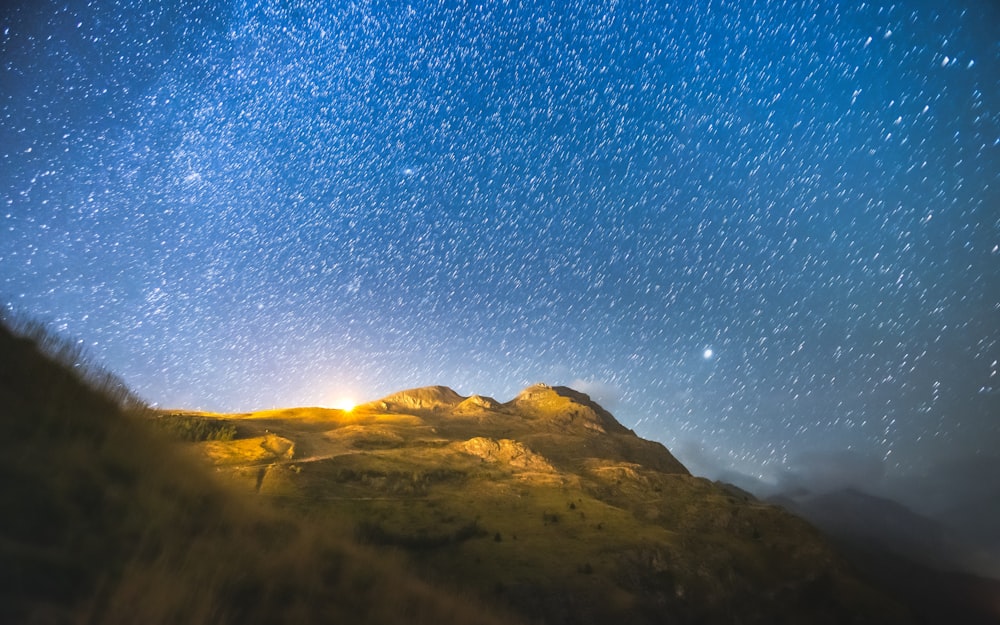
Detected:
left=457, top=437, right=554, bottom=472
left=507, top=383, right=632, bottom=435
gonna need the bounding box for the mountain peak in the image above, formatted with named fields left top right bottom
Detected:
left=455, top=394, right=501, bottom=412
left=371, top=386, right=465, bottom=411
left=513, top=382, right=557, bottom=399
left=508, top=383, right=631, bottom=435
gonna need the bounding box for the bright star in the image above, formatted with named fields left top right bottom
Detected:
left=703, top=348, right=714, bottom=359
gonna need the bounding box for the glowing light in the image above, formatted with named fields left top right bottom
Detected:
left=331, top=398, right=356, bottom=411
left=703, top=348, right=714, bottom=359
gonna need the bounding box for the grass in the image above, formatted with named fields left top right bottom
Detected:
left=177, top=397, right=912, bottom=625
left=0, top=310, right=911, bottom=624
left=153, top=413, right=239, bottom=441
left=0, top=313, right=522, bottom=625
left=201, top=434, right=295, bottom=465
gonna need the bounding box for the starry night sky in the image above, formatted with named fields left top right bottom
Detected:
left=2, top=1, right=998, bottom=524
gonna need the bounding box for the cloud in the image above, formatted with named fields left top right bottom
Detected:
left=885, top=453, right=1000, bottom=545
left=670, top=439, right=771, bottom=494
left=668, top=439, right=1000, bottom=577
left=669, top=442, right=890, bottom=501
left=773, top=449, right=887, bottom=495
left=568, top=378, right=620, bottom=410
left=672, top=439, right=723, bottom=478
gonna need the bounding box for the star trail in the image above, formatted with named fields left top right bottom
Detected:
left=2, top=0, right=998, bottom=534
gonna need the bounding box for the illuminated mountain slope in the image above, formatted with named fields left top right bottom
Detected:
left=0, top=320, right=518, bottom=625
left=176, top=384, right=912, bottom=625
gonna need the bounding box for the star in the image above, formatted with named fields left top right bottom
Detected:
left=2, top=0, right=996, bottom=564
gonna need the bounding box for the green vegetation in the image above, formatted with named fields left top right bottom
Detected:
left=0, top=312, right=912, bottom=624
left=187, top=386, right=912, bottom=625
left=153, top=413, right=239, bottom=441
left=0, top=314, right=519, bottom=625
left=357, top=518, right=486, bottom=549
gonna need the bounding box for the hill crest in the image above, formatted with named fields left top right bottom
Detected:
left=507, top=383, right=632, bottom=435
left=369, top=385, right=465, bottom=411
left=167, top=382, right=909, bottom=624
left=364, top=383, right=633, bottom=434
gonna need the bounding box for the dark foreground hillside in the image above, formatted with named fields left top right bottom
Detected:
left=0, top=318, right=517, bottom=625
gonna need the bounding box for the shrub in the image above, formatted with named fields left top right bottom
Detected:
left=154, top=414, right=238, bottom=442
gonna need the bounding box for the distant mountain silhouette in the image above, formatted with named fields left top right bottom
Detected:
left=771, top=488, right=953, bottom=569
left=769, top=488, right=1000, bottom=625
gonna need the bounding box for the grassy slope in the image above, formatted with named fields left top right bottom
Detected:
left=0, top=319, right=518, bottom=625
left=180, top=387, right=913, bottom=625
left=0, top=314, right=913, bottom=625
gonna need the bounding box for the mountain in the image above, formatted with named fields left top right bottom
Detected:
left=769, top=489, right=955, bottom=570
left=164, top=383, right=911, bottom=624
left=770, top=489, right=1000, bottom=625
left=0, top=319, right=517, bottom=625
left=0, top=314, right=914, bottom=624
left=374, top=385, right=466, bottom=412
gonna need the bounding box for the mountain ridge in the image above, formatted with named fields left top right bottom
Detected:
left=160, top=383, right=912, bottom=624
left=368, top=385, right=466, bottom=412
left=0, top=316, right=916, bottom=625
left=769, top=488, right=1000, bottom=624
left=350, top=383, right=689, bottom=476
